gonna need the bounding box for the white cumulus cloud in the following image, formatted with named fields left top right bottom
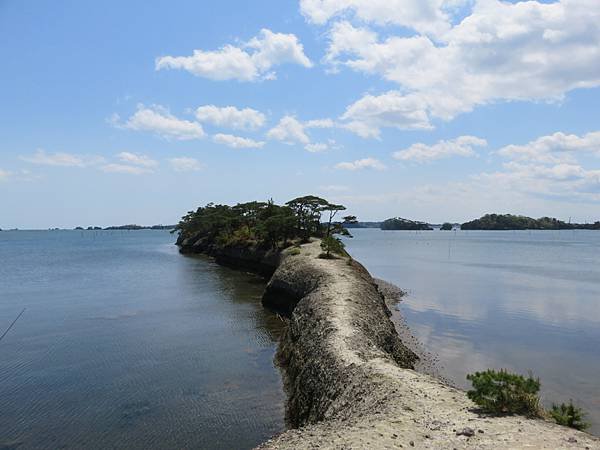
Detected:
left=497, top=131, right=600, bottom=164
left=117, top=104, right=205, bottom=140
left=213, top=133, right=265, bottom=149
left=169, top=157, right=204, bottom=172
left=156, top=29, right=312, bottom=82
left=266, top=116, right=311, bottom=145
left=195, top=105, right=266, bottom=130
left=335, top=157, right=386, bottom=171
left=324, top=1, right=600, bottom=135
left=393, top=136, right=487, bottom=163
left=300, top=0, right=456, bottom=37
left=341, top=91, right=433, bottom=137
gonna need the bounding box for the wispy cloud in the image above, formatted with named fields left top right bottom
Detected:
left=20, top=149, right=104, bottom=167
left=335, top=157, right=386, bottom=171
left=393, top=136, right=486, bottom=163
left=304, top=142, right=329, bottom=153
left=169, top=157, right=204, bottom=172
left=117, top=152, right=158, bottom=168
left=100, top=164, right=153, bottom=175
left=213, top=133, right=265, bottom=149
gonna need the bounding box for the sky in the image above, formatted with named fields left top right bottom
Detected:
left=1, top=0, right=599, bottom=228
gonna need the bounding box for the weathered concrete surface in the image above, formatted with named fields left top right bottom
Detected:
left=257, top=241, right=599, bottom=450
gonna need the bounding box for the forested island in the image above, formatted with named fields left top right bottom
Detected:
left=381, top=217, right=433, bottom=231
left=175, top=196, right=356, bottom=259
left=461, top=214, right=600, bottom=230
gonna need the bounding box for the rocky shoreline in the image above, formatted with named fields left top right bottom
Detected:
left=179, top=238, right=599, bottom=449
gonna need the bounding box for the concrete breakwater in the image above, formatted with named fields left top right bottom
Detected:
left=179, top=237, right=599, bottom=449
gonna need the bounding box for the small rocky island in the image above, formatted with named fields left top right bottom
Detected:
left=175, top=197, right=598, bottom=449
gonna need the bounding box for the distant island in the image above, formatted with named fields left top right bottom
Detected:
left=381, top=217, right=433, bottom=231
left=461, top=214, right=600, bottom=230
left=74, top=224, right=176, bottom=231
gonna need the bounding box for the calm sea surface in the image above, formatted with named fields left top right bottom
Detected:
left=345, top=229, right=600, bottom=435
left=0, top=230, right=285, bottom=449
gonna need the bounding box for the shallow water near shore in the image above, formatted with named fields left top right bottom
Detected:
left=345, top=228, right=600, bottom=435
left=0, top=230, right=285, bottom=449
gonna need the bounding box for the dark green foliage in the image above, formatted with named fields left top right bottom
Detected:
left=176, top=196, right=354, bottom=251
left=461, top=214, right=600, bottom=230
left=286, top=195, right=330, bottom=242
left=320, top=235, right=346, bottom=258
left=466, top=369, right=541, bottom=416
left=441, top=222, right=453, bottom=231
left=550, top=401, right=589, bottom=430
left=381, top=217, right=433, bottom=231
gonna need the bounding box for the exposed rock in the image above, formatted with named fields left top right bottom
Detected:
left=456, top=427, right=475, bottom=437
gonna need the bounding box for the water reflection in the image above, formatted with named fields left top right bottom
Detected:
left=0, top=230, right=285, bottom=450
left=345, top=229, right=600, bottom=435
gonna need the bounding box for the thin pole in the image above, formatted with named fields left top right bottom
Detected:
left=0, top=308, right=26, bottom=343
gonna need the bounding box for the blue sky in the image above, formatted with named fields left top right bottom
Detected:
left=1, top=0, right=599, bottom=228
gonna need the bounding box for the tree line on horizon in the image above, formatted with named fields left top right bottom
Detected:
left=348, top=213, right=600, bottom=231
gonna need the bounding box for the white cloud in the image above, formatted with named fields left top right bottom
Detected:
left=305, top=142, right=329, bottom=153
left=169, top=157, right=204, bottom=172
left=470, top=130, right=600, bottom=203
left=117, top=152, right=158, bottom=168
left=305, top=118, right=336, bottom=128
left=497, top=131, right=600, bottom=164
left=156, top=29, right=312, bottom=82
left=341, top=91, right=433, bottom=137
left=300, top=0, right=455, bottom=37
left=213, top=133, right=265, bottom=149
left=324, top=1, right=600, bottom=134
left=195, top=105, right=266, bottom=130
left=474, top=163, right=600, bottom=203
left=393, top=136, right=487, bottom=163
left=266, top=116, right=311, bottom=145
left=0, top=169, right=11, bottom=181
left=335, top=157, right=386, bottom=171
left=100, top=164, right=153, bottom=175
left=118, top=104, right=205, bottom=140
left=20, top=149, right=104, bottom=167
